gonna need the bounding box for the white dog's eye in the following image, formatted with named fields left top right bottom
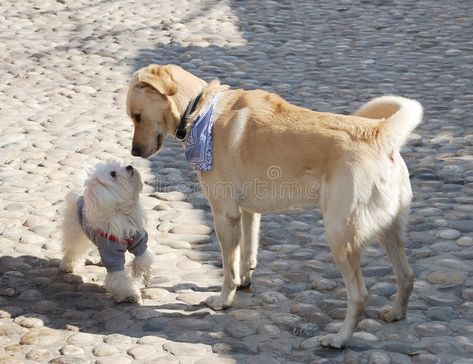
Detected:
left=110, top=171, right=116, bottom=178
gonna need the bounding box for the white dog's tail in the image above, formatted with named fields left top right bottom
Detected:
left=352, top=95, right=423, bottom=148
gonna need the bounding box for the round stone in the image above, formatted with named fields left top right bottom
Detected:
left=368, top=352, right=392, bottom=364
left=195, top=358, right=238, bottom=364
left=290, top=221, right=311, bottom=230
left=20, top=328, right=62, bottom=346
left=259, top=291, right=287, bottom=304
left=451, top=360, right=473, bottom=364
left=20, top=231, right=46, bottom=245
left=169, top=240, right=192, bottom=249
left=436, top=229, right=461, bottom=240
left=17, top=289, right=42, bottom=301
left=13, top=315, right=44, bottom=328
left=269, top=313, right=302, bottom=328
left=436, top=258, right=473, bottom=272
left=130, top=307, right=163, bottom=320
left=162, top=342, right=212, bottom=356
left=151, top=191, right=186, bottom=201
left=300, top=337, right=321, bottom=350
left=353, top=331, right=379, bottom=342
left=49, top=357, right=89, bottom=364
left=25, top=349, right=52, bottom=361
left=142, top=288, right=171, bottom=300
left=93, top=343, right=119, bottom=357
left=310, top=277, right=337, bottom=291
left=127, top=344, right=156, bottom=359
left=95, top=357, right=132, bottom=364
left=60, top=345, right=85, bottom=356
left=369, top=282, right=396, bottom=296
left=67, top=332, right=96, bottom=345
left=426, top=306, right=459, bottom=321
left=175, top=292, right=209, bottom=305
left=411, top=353, right=443, bottom=364
left=94, top=309, right=124, bottom=322
left=229, top=309, right=261, bottom=321
left=422, top=292, right=462, bottom=306
left=224, top=320, right=255, bottom=338
left=293, top=323, right=319, bottom=337
left=103, top=334, right=133, bottom=345
left=415, top=323, right=452, bottom=336
left=171, top=318, right=214, bottom=331
left=427, top=271, right=465, bottom=285
left=169, top=224, right=212, bottom=235
left=457, top=237, right=473, bottom=246
left=0, top=309, right=11, bottom=318
left=136, top=336, right=167, bottom=345
left=257, top=323, right=280, bottom=337
left=358, top=319, right=383, bottom=332
left=462, top=289, right=473, bottom=300
left=418, top=208, right=443, bottom=216
left=294, top=290, right=326, bottom=304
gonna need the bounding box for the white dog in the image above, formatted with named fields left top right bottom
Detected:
left=60, top=161, right=153, bottom=303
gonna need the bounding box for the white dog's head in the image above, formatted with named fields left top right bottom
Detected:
left=83, top=161, right=143, bottom=217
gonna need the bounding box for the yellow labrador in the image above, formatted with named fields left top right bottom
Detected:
left=126, top=64, right=422, bottom=348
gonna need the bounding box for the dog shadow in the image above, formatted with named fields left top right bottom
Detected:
left=0, top=255, right=250, bottom=348
left=0, top=253, right=418, bottom=362
left=1, top=254, right=352, bottom=361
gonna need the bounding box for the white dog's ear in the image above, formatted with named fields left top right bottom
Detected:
left=137, top=65, right=177, bottom=96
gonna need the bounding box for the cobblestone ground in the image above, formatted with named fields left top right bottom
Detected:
left=1, top=0, right=473, bottom=363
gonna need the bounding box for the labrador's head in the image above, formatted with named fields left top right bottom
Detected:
left=126, top=64, right=206, bottom=158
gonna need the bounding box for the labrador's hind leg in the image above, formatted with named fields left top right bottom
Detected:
left=239, top=210, right=261, bottom=288
left=379, top=208, right=413, bottom=322
left=318, top=226, right=368, bottom=349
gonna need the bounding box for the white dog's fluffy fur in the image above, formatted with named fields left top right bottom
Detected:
left=60, top=161, right=153, bottom=303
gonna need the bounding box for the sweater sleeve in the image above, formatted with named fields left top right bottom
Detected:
left=128, top=230, right=149, bottom=257
left=96, top=238, right=127, bottom=272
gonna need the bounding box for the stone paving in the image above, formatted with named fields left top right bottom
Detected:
left=1, top=0, right=473, bottom=363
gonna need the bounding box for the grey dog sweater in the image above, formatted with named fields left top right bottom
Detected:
left=77, top=196, right=148, bottom=272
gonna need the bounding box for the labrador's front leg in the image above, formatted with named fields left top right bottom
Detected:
left=205, top=202, right=241, bottom=310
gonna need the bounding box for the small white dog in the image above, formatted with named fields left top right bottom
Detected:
left=60, top=161, right=153, bottom=303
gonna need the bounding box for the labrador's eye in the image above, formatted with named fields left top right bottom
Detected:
left=110, top=171, right=116, bottom=178
left=134, top=113, right=141, bottom=123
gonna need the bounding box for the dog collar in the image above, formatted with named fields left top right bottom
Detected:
left=175, top=92, right=203, bottom=141
left=93, top=228, right=134, bottom=246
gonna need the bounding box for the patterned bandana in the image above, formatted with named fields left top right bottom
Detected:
left=185, top=94, right=219, bottom=172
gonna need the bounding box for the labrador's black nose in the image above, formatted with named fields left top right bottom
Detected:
left=131, top=147, right=141, bottom=156
left=126, top=165, right=134, bottom=172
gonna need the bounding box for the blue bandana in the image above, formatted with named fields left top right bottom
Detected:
left=185, top=95, right=219, bottom=172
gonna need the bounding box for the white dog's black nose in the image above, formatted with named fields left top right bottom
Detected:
left=126, top=165, right=134, bottom=175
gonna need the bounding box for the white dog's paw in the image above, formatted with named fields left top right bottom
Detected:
left=379, top=306, right=405, bottom=322
left=318, top=334, right=347, bottom=349
left=60, top=259, right=76, bottom=273
left=205, top=295, right=230, bottom=311
left=116, top=291, right=142, bottom=304
left=132, top=250, right=153, bottom=284
left=105, top=270, right=142, bottom=304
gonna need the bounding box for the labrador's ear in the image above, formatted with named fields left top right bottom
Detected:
left=136, top=65, right=177, bottom=96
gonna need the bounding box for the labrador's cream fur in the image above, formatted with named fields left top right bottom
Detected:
left=126, top=64, right=422, bottom=348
